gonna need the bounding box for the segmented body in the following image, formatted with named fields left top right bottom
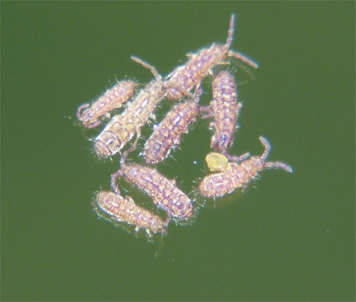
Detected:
left=143, top=88, right=202, bottom=164
left=77, top=80, right=135, bottom=128
left=198, top=137, right=293, bottom=198
left=111, top=147, right=194, bottom=225
left=94, top=57, right=165, bottom=158
left=93, top=191, right=168, bottom=238
left=164, top=14, right=258, bottom=100
left=201, top=71, right=241, bottom=153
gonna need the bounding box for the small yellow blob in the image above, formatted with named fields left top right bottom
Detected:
left=205, top=152, right=229, bottom=172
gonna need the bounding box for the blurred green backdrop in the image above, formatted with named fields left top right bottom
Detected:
left=2, top=2, right=354, bottom=301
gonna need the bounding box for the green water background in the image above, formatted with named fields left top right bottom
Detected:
left=2, top=2, right=354, bottom=301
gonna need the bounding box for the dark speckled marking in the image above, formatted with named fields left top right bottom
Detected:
left=93, top=191, right=168, bottom=239
left=94, top=58, right=165, bottom=158
left=198, top=137, right=293, bottom=198
left=77, top=80, right=136, bottom=128
left=203, top=70, right=241, bottom=153
left=143, top=88, right=202, bottom=164
left=164, top=14, right=258, bottom=100
left=111, top=148, right=194, bottom=225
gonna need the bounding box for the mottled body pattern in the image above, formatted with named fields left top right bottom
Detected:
left=201, top=71, right=242, bottom=155
left=111, top=147, right=194, bottom=224
left=164, top=14, right=258, bottom=100
left=94, top=57, right=165, bottom=158
left=77, top=80, right=135, bottom=128
left=93, top=191, right=168, bottom=238
left=198, top=137, right=293, bottom=198
left=143, top=88, right=203, bottom=164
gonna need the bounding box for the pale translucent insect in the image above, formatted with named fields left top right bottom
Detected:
left=77, top=80, right=135, bottom=128
left=143, top=87, right=203, bottom=164
left=111, top=147, right=194, bottom=225
left=164, top=14, right=258, bottom=100
left=94, top=57, right=165, bottom=158
left=198, top=137, right=293, bottom=199
left=93, top=191, right=169, bottom=239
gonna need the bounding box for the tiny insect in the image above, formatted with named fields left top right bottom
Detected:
left=111, top=146, right=194, bottom=225
left=93, top=191, right=169, bottom=239
left=201, top=70, right=243, bottom=157
left=198, top=136, right=293, bottom=199
left=94, top=57, right=165, bottom=158
left=77, top=80, right=136, bottom=128
left=143, top=87, right=203, bottom=164
left=164, top=14, right=258, bottom=100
